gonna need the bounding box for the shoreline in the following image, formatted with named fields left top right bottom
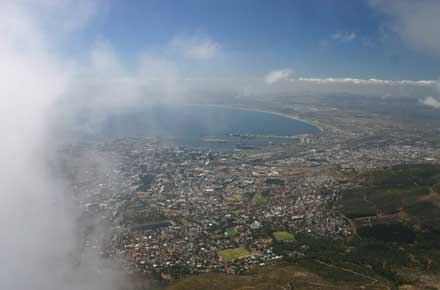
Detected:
left=189, top=103, right=324, bottom=134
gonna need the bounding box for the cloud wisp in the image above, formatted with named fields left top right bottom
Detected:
left=52, top=41, right=187, bottom=140
left=420, top=96, right=440, bottom=109
left=170, top=33, right=221, bottom=60
left=296, top=77, right=435, bottom=86
left=370, top=1, right=440, bottom=109
left=331, top=32, right=357, bottom=43
left=0, top=2, right=135, bottom=290
left=370, top=0, right=440, bottom=57
left=265, top=68, right=295, bottom=84
left=240, top=73, right=438, bottom=99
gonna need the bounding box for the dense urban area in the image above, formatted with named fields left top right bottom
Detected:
left=59, top=97, right=440, bottom=289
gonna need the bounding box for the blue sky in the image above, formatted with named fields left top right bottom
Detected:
left=69, top=0, right=440, bottom=80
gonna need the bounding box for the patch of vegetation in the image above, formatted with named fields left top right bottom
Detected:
left=225, top=228, right=239, bottom=237
left=180, top=217, right=189, bottom=225
left=218, top=247, right=252, bottom=261
left=339, top=189, right=376, bottom=218
left=224, top=193, right=242, bottom=202
left=331, top=164, right=440, bottom=286
left=252, top=195, right=269, bottom=204
left=357, top=223, right=416, bottom=243
left=273, top=232, right=415, bottom=285
left=265, top=178, right=285, bottom=185
left=406, top=201, right=440, bottom=231
left=295, top=259, right=371, bottom=283
left=433, top=182, right=440, bottom=193
left=339, top=164, right=440, bottom=227
left=366, top=164, right=440, bottom=188
left=273, top=231, right=294, bottom=241
left=136, top=174, right=155, bottom=191
left=166, top=263, right=391, bottom=290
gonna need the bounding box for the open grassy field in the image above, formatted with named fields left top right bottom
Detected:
left=218, top=247, right=252, bottom=261
left=225, top=228, right=240, bottom=237
left=225, top=194, right=242, bottom=202
left=272, top=231, right=294, bottom=241
left=251, top=195, right=269, bottom=204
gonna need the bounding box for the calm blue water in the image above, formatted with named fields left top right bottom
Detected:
left=88, top=105, right=319, bottom=148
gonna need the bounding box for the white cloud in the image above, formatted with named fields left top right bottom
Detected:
left=285, top=77, right=436, bottom=98
left=0, top=2, right=73, bottom=290
left=296, top=77, right=435, bottom=86
left=82, top=43, right=184, bottom=107
left=264, top=68, right=294, bottom=84
left=235, top=72, right=437, bottom=99
left=331, top=32, right=357, bottom=43
left=420, top=96, right=440, bottom=109
left=171, top=33, right=220, bottom=60
left=321, top=32, right=366, bottom=48
left=178, top=75, right=437, bottom=102
left=52, top=40, right=188, bottom=139
left=0, top=2, right=133, bottom=290
left=370, top=0, right=440, bottom=57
